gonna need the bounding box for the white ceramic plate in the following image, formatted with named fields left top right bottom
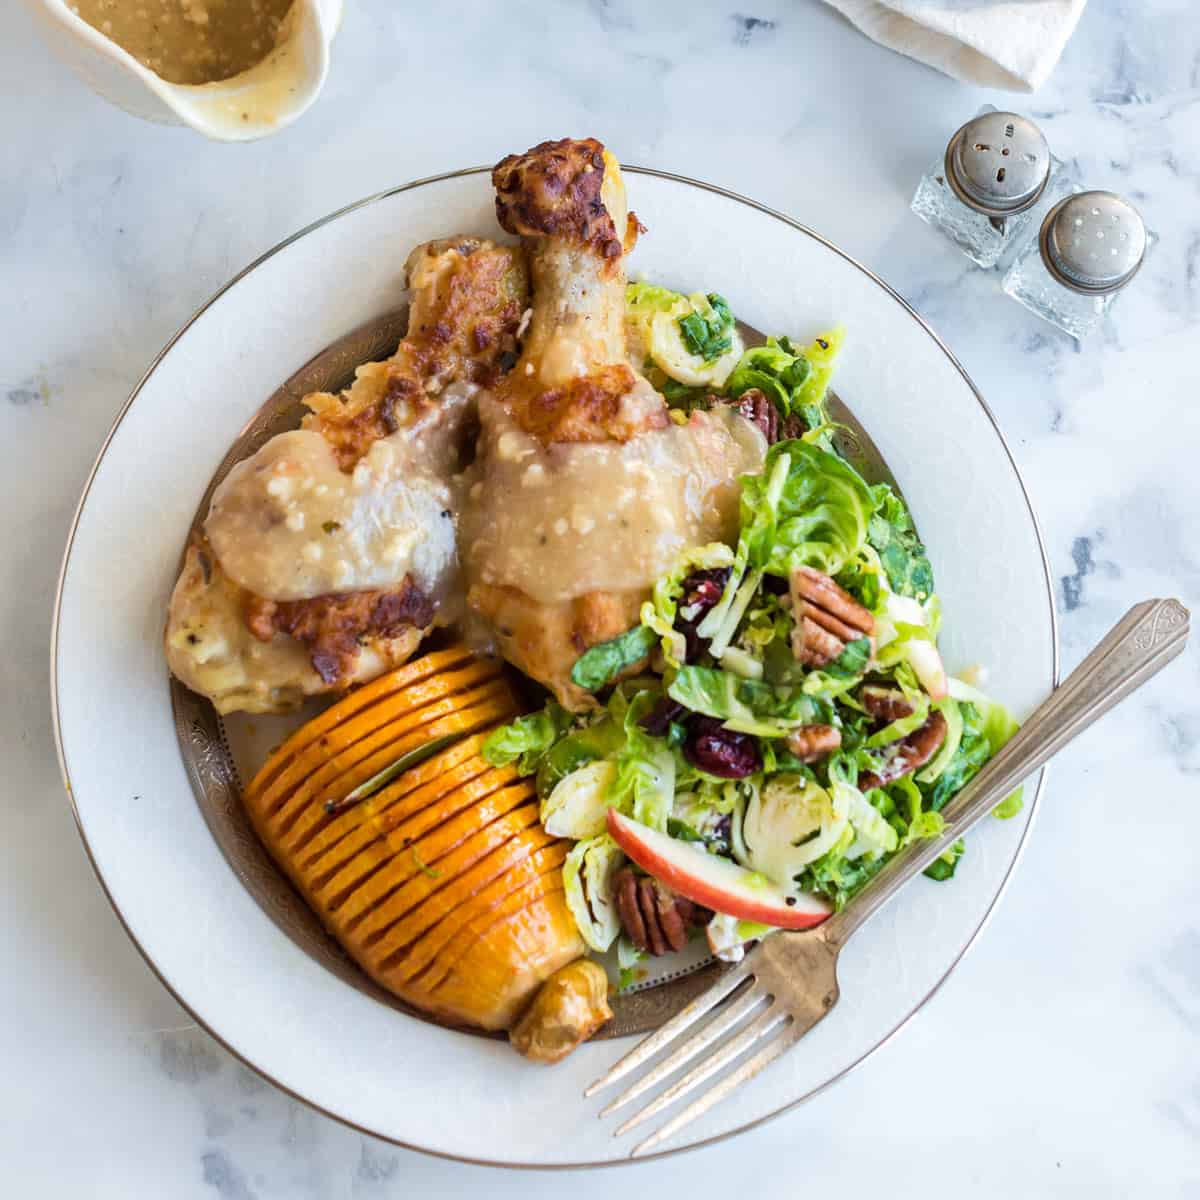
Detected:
left=52, top=167, right=1057, bottom=1167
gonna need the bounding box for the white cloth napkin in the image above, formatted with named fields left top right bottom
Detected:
left=822, top=0, right=1087, bottom=92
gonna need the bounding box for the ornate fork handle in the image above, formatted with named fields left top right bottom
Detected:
left=826, top=598, right=1190, bottom=945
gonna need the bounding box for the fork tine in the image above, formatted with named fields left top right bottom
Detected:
left=583, top=961, right=755, bottom=1098
left=599, top=982, right=768, bottom=1116
left=613, top=1004, right=786, bottom=1136
left=629, top=1019, right=801, bottom=1157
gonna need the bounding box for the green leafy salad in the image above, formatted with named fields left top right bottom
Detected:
left=482, top=283, right=1021, bottom=978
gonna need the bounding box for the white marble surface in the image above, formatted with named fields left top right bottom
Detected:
left=3, top=1, right=1198, bottom=1195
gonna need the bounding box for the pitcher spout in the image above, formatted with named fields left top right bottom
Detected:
left=30, top=0, right=343, bottom=142
left=149, top=0, right=340, bottom=141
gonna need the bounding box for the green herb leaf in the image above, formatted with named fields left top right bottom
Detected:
left=796, top=851, right=886, bottom=910
left=923, top=838, right=964, bottom=881
left=410, top=847, right=441, bottom=879
left=534, top=718, right=625, bottom=798
left=725, top=340, right=811, bottom=417
left=826, top=636, right=872, bottom=678
left=607, top=688, right=676, bottom=831
left=722, top=328, right=841, bottom=449
left=666, top=817, right=705, bottom=843
left=991, top=791, right=1024, bottom=819
left=739, top=439, right=875, bottom=580
left=669, top=665, right=833, bottom=737
left=677, top=293, right=734, bottom=361
left=325, top=732, right=462, bottom=813
left=481, top=703, right=574, bottom=774
left=570, top=624, right=658, bottom=692
left=867, top=483, right=934, bottom=601
left=660, top=377, right=706, bottom=407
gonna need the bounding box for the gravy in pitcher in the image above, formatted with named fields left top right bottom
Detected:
left=69, top=0, right=294, bottom=85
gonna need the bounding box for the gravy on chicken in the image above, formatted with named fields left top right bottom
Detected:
left=206, top=429, right=457, bottom=604
left=461, top=397, right=765, bottom=606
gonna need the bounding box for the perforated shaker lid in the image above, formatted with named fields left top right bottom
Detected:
left=1039, top=191, right=1148, bottom=295
left=944, top=111, right=1051, bottom=217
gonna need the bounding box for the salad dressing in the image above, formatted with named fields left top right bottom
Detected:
left=460, top=396, right=765, bottom=607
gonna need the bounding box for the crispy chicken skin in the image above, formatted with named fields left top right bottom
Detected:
left=303, top=237, right=528, bottom=468
left=166, top=535, right=429, bottom=714
left=468, top=139, right=671, bottom=709
left=167, top=239, right=528, bottom=714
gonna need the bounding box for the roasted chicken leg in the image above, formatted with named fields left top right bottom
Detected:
left=461, top=139, right=763, bottom=708
left=167, top=238, right=528, bottom=714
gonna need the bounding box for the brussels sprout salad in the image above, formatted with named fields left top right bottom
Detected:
left=484, top=282, right=1021, bottom=983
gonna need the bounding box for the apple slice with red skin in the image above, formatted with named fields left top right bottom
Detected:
left=606, top=809, right=832, bottom=931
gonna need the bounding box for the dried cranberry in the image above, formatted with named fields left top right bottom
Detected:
left=639, top=697, right=685, bottom=738
left=682, top=569, right=728, bottom=610
left=683, top=716, right=761, bottom=779
left=675, top=568, right=730, bottom=663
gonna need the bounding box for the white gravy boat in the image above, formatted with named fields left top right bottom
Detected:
left=27, top=0, right=343, bottom=141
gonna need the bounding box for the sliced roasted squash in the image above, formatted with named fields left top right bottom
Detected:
left=244, top=644, right=476, bottom=802
left=352, top=807, right=556, bottom=946
left=328, top=789, right=539, bottom=928
left=295, top=739, right=501, bottom=873
left=422, top=884, right=582, bottom=1030
left=251, top=658, right=501, bottom=816
left=240, top=646, right=583, bottom=1032
left=307, top=765, right=522, bottom=898
left=376, top=842, right=568, bottom=981
left=408, top=857, right=569, bottom=996
left=272, top=681, right=517, bottom=841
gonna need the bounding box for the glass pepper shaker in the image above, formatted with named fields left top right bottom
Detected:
left=1001, top=191, right=1150, bottom=339
left=911, top=108, right=1070, bottom=269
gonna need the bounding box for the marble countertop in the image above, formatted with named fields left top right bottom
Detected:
left=4, top=1, right=1198, bottom=1195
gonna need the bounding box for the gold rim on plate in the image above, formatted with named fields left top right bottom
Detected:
left=50, top=164, right=1059, bottom=1169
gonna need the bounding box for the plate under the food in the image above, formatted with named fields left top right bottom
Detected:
left=169, top=305, right=734, bottom=1037
left=53, top=166, right=1057, bottom=1166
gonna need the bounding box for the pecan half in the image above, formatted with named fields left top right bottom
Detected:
left=730, top=388, right=807, bottom=445
left=615, top=868, right=707, bottom=957
left=785, top=723, right=843, bottom=763
left=860, top=685, right=915, bottom=723
left=859, top=710, right=948, bottom=790
left=790, top=566, right=875, bottom=667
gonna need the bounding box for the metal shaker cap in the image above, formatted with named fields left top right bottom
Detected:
left=944, top=111, right=1051, bottom=217
left=1039, top=191, right=1148, bottom=295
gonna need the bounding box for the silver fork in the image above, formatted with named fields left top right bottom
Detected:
left=586, top=597, right=1190, bottom=1156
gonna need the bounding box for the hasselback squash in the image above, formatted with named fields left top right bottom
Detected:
left=242, top=646, right=585, bottom=1031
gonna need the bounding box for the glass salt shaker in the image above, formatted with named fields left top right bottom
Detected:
left=1001, top=191, right=1150, bottom=340
left=911, top=109, right=1069, bottom=269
